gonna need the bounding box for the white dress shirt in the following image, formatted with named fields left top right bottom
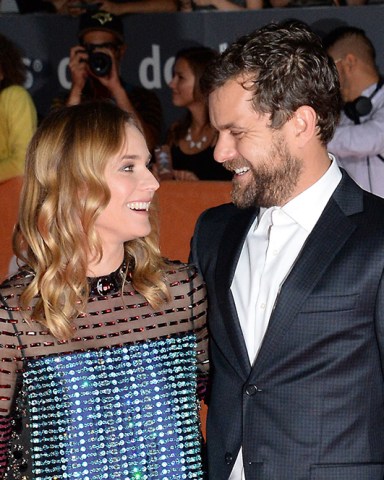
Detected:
left=229, top=155, right=342, bottom=480
left=328, top=82, right=384, bottom=198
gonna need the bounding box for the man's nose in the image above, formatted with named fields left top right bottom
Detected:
left=214, top=135, right=236, bottom=164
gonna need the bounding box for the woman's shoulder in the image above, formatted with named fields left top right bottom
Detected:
left=0, top=84, right=35, bottom=112
left=162, top=259, right=204, bottom=289
left=0, top=268, right=34, bottom=326
left=1, top=84, right=30, bottom=99
left=0, top=267, right=33, bottom=299
left=162, top=259, right=206, bottom=313
left=163, top=259, right=199, bottom=279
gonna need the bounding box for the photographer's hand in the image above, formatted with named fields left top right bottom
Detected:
left=93, top=53, right=135, bottom=112
left=94, top=51, right=121, bottom=92
left=94, top=53, right=156, bottom=150
left=67, top=45, right=89, bottom=106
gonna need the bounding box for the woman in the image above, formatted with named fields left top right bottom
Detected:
left=0, top=101, right=208, bottom=479
left=160, top=46, right=232, bottom=181
left=0, top=33, right=37, bottom=183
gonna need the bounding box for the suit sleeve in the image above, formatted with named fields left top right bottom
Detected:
left=189, top=212, right=203, bottom=272
left=374, top=269, right=384, bottom=375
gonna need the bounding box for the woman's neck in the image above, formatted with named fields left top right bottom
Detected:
left=87, top=247, right=125, bottom=277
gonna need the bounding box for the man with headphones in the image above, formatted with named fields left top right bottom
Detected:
left=324, top=26, right=384, bottom=198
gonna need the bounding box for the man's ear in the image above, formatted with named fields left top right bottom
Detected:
left=292, top=105, right=317, bottom=148
left=343, top=52, right=358, bottom=72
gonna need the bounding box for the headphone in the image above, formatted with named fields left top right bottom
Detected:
left=344, top=78, right=384, bottom=124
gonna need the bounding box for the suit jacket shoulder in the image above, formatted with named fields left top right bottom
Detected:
left=190, top=202, right=257, bottom=273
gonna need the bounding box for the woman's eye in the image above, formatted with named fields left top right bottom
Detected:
left=122, top=165, right=134, bottom=172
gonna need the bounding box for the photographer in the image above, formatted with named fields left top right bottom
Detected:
left=55, top=10, right=162, bottom=150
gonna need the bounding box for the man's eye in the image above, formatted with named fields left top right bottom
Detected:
left=231, top=131, right=244, bottom=138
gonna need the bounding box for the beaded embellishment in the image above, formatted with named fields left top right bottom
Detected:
left=87, top=262, right=127, bottom=297
left=22, top=335, right=203, bottom=479
left=1, top=262, right=208, bottom=480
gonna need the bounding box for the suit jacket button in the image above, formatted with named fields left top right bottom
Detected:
left=245, top=384, right=259, bottom=396
left=225, top=452, right=233, bottom=464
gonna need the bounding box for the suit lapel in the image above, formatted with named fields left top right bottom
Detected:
left=252, top=174, right=364, bottom=377
left=215, top=207, right=258, bottom=379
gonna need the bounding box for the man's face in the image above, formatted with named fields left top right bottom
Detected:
left=209, top=77, right=303, bottom=208
left=327, top=47, right=350, bottom=102
left=81, top=30, right=124, bottom=65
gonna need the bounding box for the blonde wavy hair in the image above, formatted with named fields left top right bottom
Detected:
left=13, top=101, right=169, bottom=340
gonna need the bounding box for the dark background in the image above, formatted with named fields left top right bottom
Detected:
left=1, top=7, right=383, bottom=138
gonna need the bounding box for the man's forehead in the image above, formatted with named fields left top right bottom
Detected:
left=211, top=77, right=249, bottom=97
left=209, top=80, right=254, bottom=111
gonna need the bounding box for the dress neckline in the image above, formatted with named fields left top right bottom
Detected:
left=87, top=261, right=127, bottom=296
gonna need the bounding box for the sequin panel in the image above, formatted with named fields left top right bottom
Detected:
left=23, top=335, right=203, bottom=480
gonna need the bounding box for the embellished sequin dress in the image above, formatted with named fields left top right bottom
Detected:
left=0, top=261, right=208, bottom=480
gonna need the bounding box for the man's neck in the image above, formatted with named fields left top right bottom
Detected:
left=351, top=72, right=380, bottom=101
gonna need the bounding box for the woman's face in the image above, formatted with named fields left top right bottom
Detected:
left=94, top=123, right=159, bottom=248
left=169, top=57, right=196, bottom=107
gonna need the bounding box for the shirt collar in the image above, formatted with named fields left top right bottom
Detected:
left=362, top=80, right=383, bottom=98
left=256, top=154, right=342, bottom=232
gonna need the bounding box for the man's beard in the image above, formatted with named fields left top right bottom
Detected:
left=225, top=136, right=303, bottom=209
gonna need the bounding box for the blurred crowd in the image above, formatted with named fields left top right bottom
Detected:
left=1, top=5, right=382, bottom=186
left=0, top=0, right=370, bottom=13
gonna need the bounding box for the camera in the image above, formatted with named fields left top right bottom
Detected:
left=88, top=51, right=112, bottom=77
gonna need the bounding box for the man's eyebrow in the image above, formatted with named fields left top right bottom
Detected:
left=218, top=122, right=243, bottom=130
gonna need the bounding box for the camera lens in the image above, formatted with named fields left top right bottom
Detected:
left=88, top=51, right=112, bottom=77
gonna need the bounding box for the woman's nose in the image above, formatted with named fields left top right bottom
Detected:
left=146, top=170, right=160, bottom=192
left=169, top=77, right=176, bottom=89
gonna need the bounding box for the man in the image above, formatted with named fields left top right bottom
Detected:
left=190, top=21, right=384, bottom=480
left=325, top=26, right=384, bottom=197
left=53, top=10, right=162, bottom=150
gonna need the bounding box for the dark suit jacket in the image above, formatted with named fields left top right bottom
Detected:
left=190, top=172, right=384, bottom=480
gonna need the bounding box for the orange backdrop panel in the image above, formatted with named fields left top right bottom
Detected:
left=0, top=176, right=23, bottom=282
left=157, top=180, right=232, bottom=263
left=157, top=180, right=232, bottom=441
